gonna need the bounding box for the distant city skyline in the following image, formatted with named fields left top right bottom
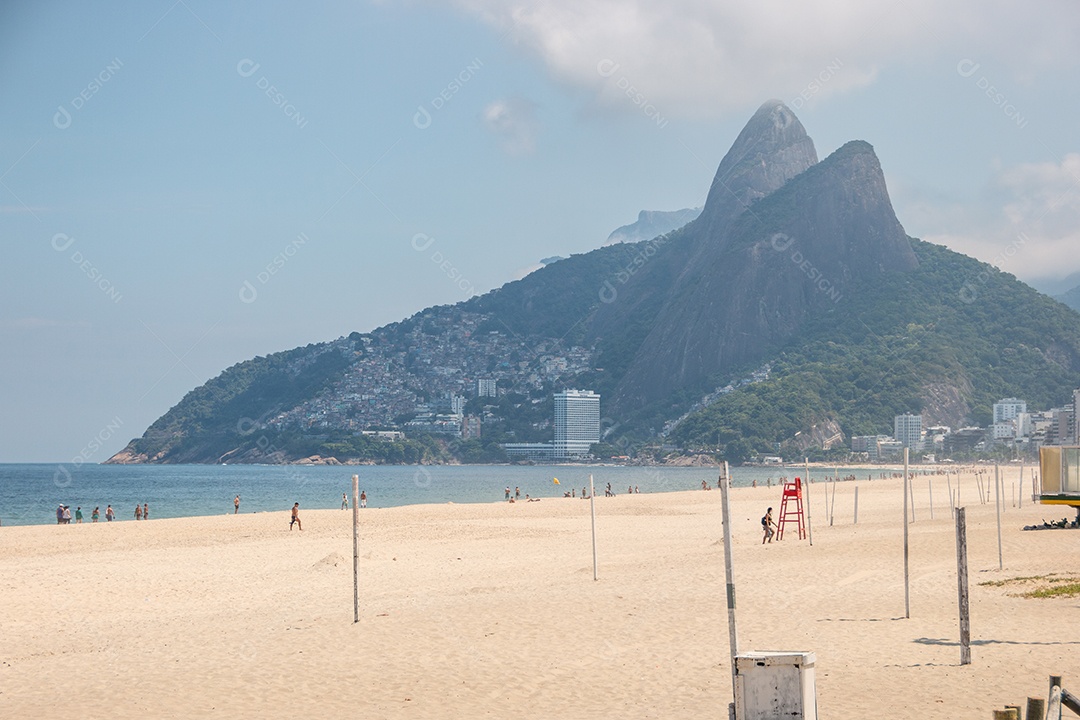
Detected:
left=3, top=1, right=1080, bottom=461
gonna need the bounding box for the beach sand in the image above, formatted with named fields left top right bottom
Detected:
left=2, top=470, right=1077, bottom=718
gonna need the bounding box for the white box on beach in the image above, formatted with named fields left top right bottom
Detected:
left=734, top=651, right=817, bottom=720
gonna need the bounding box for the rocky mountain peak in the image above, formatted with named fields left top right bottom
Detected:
left=698, top=100, right=818, bottom=234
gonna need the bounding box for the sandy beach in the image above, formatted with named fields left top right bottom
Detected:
left=2, top=470, right=1077, bottom=719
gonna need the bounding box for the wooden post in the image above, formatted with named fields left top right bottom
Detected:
left=854, top=485, right=859, bottom=525
left=829, top=476, right=836, bottom=527
left=1047, top=683, right=1062, bottom=720
left=804, top=458, right=813, bottom=546
left=929, top=477, right=934, bottom=520
left=1062, top=687, right=1080, bottom=716
left=1025, top=697, right=1045, bottom=720
left=719, top=463, right=739, bottom=702
left=947, top=472, right=954, bottom=518
left=904, top=448, right=910, bottom=619
left=995, top=465, right=1003, bottom=571
left=1018, top=462, right=1024, bottom=509
left=956, top=507, right=971, bottom=665
left=909, top=472, right=916, bottom=523
left=589, top=474, right=598, bottom=581
left=352, top=474, right=359, bottom=623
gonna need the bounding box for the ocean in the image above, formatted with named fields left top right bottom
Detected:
left=0, top=462, right=904, bottom=527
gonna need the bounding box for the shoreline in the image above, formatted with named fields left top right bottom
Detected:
left=2, top=461, right=1025, bottom=529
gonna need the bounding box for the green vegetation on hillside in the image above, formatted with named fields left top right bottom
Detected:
left=671, top=240, right=1080, bottom=461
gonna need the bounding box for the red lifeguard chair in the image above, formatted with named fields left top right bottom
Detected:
left=776, top=476, right=806, bottom=540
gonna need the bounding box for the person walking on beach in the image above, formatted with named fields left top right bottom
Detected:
left=91, top=507, right=99, bottom=523
left=105, top=505, right=114, bottom=522
left=234, top=495, right=240, bottom=514
left=62, top=506, right=71, bottom=524
left=762, top=507, right=776, bottom=544
left=56, top=505, right=64, bottom=524
left=143, top=503, right=149, bottom=521
left=290, top=503, right=302, bottom=531
left=75, top=507, right=83, bottom=524
left=135, top=504, right=142, bottom=521
left=360, top=491, right=367, bottom=508
left=342, top=493, right=349, bottom=510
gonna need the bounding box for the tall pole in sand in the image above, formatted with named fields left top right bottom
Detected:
left=903, top=448, right=910, bottom=619
left=804, top=458, right=813, bottom=546
left=994, top=464, right=1003, bottom=571
left=1018, top=462, right=1024, bottom=508
left=719, top=462, right=739, bottom=702
left=955, top=507, right=971, bottom=665
left=352, top=473, right=359, bottom=623
left=589, top=474, right=598, bottom=581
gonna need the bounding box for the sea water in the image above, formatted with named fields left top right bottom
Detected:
left=0, top=463, right=901, bottom=527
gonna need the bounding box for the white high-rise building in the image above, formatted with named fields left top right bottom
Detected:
left=554, top=390, right=600, bottom=458
left=1074, top=389, right=1080, bottom=444
left=894, top=413, right=924, bottom=451
left=477, top=378, right=497, bottom=398
left=993, top=398, right=1027, bottom=424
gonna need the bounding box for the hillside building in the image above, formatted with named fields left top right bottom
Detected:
left=461, top=415, right=481, bottom=440
left=894, top=413, right=924, bottom=452
left=993, top=398, right=1027, bottom=424
left=871, top=438, right=904, bottom=462
left=1075, top=388, right=1080, bottom=443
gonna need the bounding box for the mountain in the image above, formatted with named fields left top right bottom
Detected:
left=1057, top=284, right=1080, bottom=312
left=605, top=208, right=702, bottom=245
left=596, top=138, right=917, bottom=417
left=110, top=101, right=1080, bottom=465
left=588, top=100, right=820, bottom=407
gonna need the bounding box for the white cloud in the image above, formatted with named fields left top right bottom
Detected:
left=446, top=0, right=1080, bottom=119
left=482, top=97, right=538, bottom=155
left=922, top=153, right=1080, bottom=283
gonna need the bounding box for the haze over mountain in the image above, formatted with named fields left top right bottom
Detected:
left=605, top=208, right=702, bottom=245
left=1057, top=284, right=1080, bottom=313
left=110, top=101, right=1080, bottom=465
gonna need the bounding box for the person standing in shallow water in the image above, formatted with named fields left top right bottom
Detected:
left=135, top=504, right=142, bottom=521
left=234, top=495, right=240, bottom=514
left=105, top=505, right=114, bottom=522
left=143, top=503, right=149, bottom=520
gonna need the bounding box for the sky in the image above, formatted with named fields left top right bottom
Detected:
left=3, top=0, right=1079, bottom=463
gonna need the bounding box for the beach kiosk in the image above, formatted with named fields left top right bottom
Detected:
left=1038, top=446, right=1080, bottom=520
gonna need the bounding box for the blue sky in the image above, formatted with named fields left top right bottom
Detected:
left=3, top=0, right=1079, bottom=462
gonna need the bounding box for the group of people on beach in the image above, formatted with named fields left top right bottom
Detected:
left=505, top=487, right=541, bottom=503
left=340, top=491, right=367, bottom=509
left=558, top=483, right=641, bottom=499
left=56, top=504, right=118, bottom=524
